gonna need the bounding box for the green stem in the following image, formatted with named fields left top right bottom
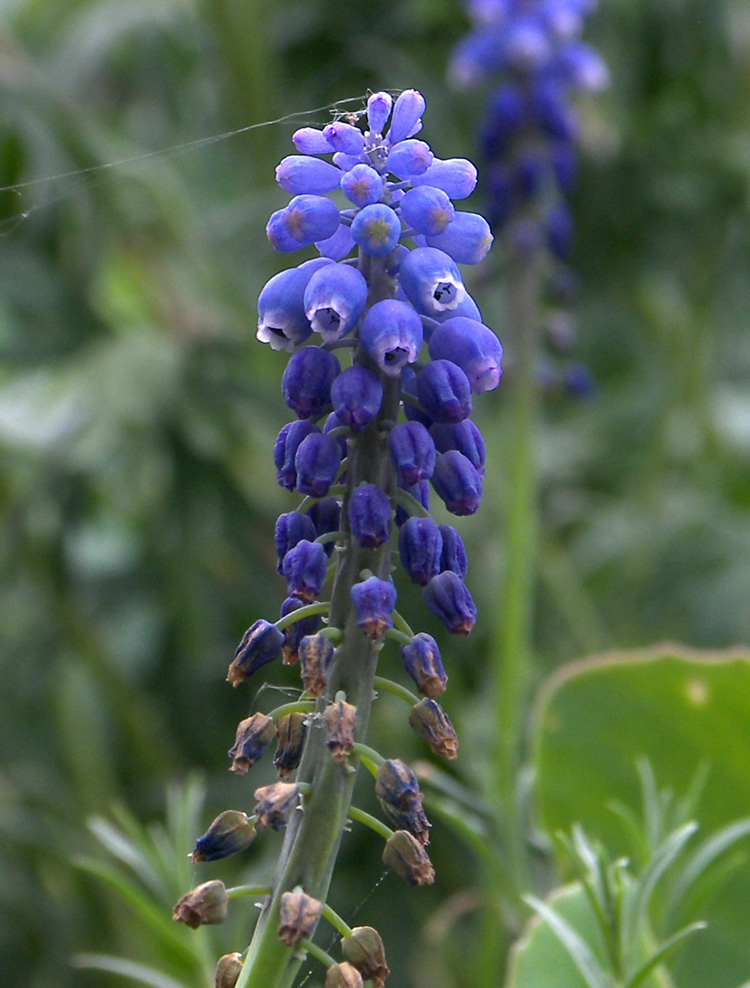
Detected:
left=373, top=675, right=420, bottom=706
left=321, top=903, right=354, bottom=940
left=348, top=805, right=395, bottom=842
left=351, top=743, right=385, bottom=775
left=298, top=938, right=337, bottom=970
left=270, top=701, right=316, bottom=722
left=275, top=601, right=330, bottom=632
left=227, top=885, right=273, bottom=900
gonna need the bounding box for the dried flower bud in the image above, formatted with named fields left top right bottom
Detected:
left=172, top=880, right=228, bottom=928
left=382, top=829, right=435, bottom=885
left=400, top=633, right=447, bottom=699
left=325, top=699, right=357, bottom=762
left=375, top=759, right=431, bottom=845
left=409, top=698, right=458, bottom=759
left=274, top=712, right=307, bottom=779
left=325, top=962, right=364, bottom=988
left=215, top=953, right=243, bottom=988
left=253, top=782, right=300, bottom=830
left=227, top=619, right=285, bottom=687
left=278, top=887, right=324, bottom=947
left=280, top=596, right=322, bottom=665
left=228, top=713, right=276, bottom=774
left=191, top=810, right=256, bottom=863
left=341, top=926, right=390, bottom=988
left=299, top=633, right=335, bottom=696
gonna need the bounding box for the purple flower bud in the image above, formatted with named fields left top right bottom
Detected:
left=274, top=511, right=317, bottom=573
left=279, top=595, right=321, bottom=665
left=324, top=412, right=350, bottom=461
left=410, top=158, right=478, bottom=199
left=423, top=571, right=477, bottom=636
left=560, top=42, right=610, bottom=92
left=400, top=632, right=447, bottom=698
left=282, top=538, right=328, bottom=602
left=533, top=80, right=578, bottom=142
left=257, top=258, right=333, bottom=351
left=398, top=247, right=465, bottom=316
left=227, top=619, right=285, bottom=686
left=425, top=211, right=494, bottom=264
left=294, top=432, right=343, bottom=497
left=276, top=156, right=343, bottom=195
left=333, top=151, right=362, bottom=172
left=401, top=368, right=433, bottom=427
left=503, top=16, right=551, bottom=71
left=428, top=318, right=502, bottom=394
left=304, top=263, right=368, bottom=342
left=388, top=89, right=426, bottom=144
left=348, top=484, right=392, bottom=549
left=323, top=121, right=367, bottom=156
left=308, top=497, right=342, bottom=556
left=282, top=346, right=341, bottom=419
left=274, top=420, right=320, bottom=490
left=350, top=576, right=396, bottom=639
left=395, top=479, right=431, bottom=527
left=438, top=524, right=468, bottom=578
left=398, top=516, right=443, bottom=586
left=341, top=164, right=384, bottom=208
left=399, top=187, right=455, bottom=237
left=431, top=450, right=483, bottom=515
left=350, top=203, right=402, bottom=258
left=266, top=195, right=341, bottom=252
left=316, top=222, right=356, bottom=261
left=227, top=714, right=277, bottom=776
left=430, top=420, right=486, bottom=476
left=359, top=299, right=423, bottom=376
left=375, top=758, right=431, bottom=844
left=299, top=633, right=335, bottom=696
left=191, top=810, right=256, bottom=863
left=415, top=360, right=473, bottom=423
left=292, top=127, right=335, bottom=154
left=388, top=421, right=436, bottom=486
left=367, top=91, right=393, bottom=135
left=387, top=139, right=434, bottom=179
left=409, top=698, right=458, bottom=758
left=330, top=366, right=383, bottom=434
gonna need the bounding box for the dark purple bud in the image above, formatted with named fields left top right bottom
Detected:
left=173, top=881, right=228, bottom=928
left=294, top=432, right=343, bottom=497
left=395, top=479, right=430, bottom=528
left=323, top=412, right=349, bottom=462
left=330, top=367, right=384, bottom=433
left=400, top=632, right=447, bottom=698
left=438, top=524, right=468, bottom=579
left=401, top=367, right=433, bottom=428
left=533, top=80, right=578, bottom=142
left=383, top=830, right=435, bottom=886
left=325, top=699, right=357, bottom=762
left=274, top=420, right=320, bottom=490
left=228, top=713, right=276, bottom=775
left=431, top=450, right=483, bottom=516
left=253, top=782, right=300, bottom=830
left=388, top=421, right=436, bottom=486
left=308, top=497, right=342, bottom=557
left=546, top=203, right=574, bottom=261
left=282, top=538, right=328, bottom=602
left=279, top=596, right=321, bottom=665
left=274, top=511, right=317, bottom=573
left=375, top=758, right=431, bottom=845
left=191, top=810, right=256, bottom=862
left=398, top=516, right=442, bottom=586
left=416, top=360, right=473, bottom=424
left=279, top=889, right=324, bottom=948
left=428, top=318, right=502, bottom=394
left=409, top=698, right=458, bottom=759
left=348, top=484, right=392, bottom=549
left=359, top=299, right=423, bottom=376
left=274, top=712, right=307, bottom=779
left=423, top=571, right=477, bottom=636
left=350, top=576, right=396, bottom=639
left=227, top=619, right=285, bottom=686
left=282, top=346, right=341, bottom=420
left=430, top=420, right=486, bottom=477
left=299, top=633, right=335, bottom=696
left=367, top=91, right=393, bottom=136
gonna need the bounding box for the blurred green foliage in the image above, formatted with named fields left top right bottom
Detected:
left=1, top=0, right=750, bottom=986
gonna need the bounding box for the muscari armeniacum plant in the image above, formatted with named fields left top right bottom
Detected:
left=171, top=90, right=501, bottom=988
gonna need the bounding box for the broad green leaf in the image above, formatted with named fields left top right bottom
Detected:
left=524, top=894, right=610, bottom=988
left=533, top=647, right=750, bottom=988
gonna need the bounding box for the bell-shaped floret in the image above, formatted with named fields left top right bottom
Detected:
left=350, top=576, right=396, bottom=639
left=400, top=632, right=447, bottom=698
left=308, top=497, right=341, bottom=557
left=282, top=538, right=328, bottom=602
left=359, top=299, right=423, bottom=376
left=410, top=158, right=478, bottom=199
left=398, top=246, right=465, bottom=316
left=399, top=187, right=455, bottom=237
left=282, top=346, right=341, bottom=419
left=398, top=516, right=443, bottom=586
left=330, top=367, right=383, bottom=434
left=294, top=432, right=343, bottom=497
left=438, top=524, right=468, bottom=579
left=426, top=212, right=493, bottom=264
left=227, top=619, right=285, bottom=686
left=430, top=419, right=486, bottom=476
left=274, top=420, right=321, bottom=490
left=388, top=421, right=436, bottom=486
left=279, top=595, right=321, bottom=665
left=375, top=759, right=431, bottom=844
left=415, top=360, right=473, bottom=423
left=387, top=139, right=434, bottom=180
left=274, top=511, right=317, bottom=573
left=387, top=89, right=426, bottom=144
left=266, top=195, right=341, bottom=252
left=348, top=484, right=392, bottom=549
left=503, top=16, right=552, bottom=72
left=431, top=450, right=483, bottom=516
left=341, top=164, right=384, bottom=208
left=350, top=203, right=402, bottom=258
left=257, top=257, right=333, bottom=351
left=428, top=317, right=502, bottom=393
left=276, top=156, right=343, bottom=195
left=432, top=291, right=482, bottom=324
left=304, top=264, right=368, bottom=342
left=423, top=570, right=477, bottom=636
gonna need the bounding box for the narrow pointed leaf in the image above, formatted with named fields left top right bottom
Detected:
left=622, top=923, right=706, bottom=988
left=524, top=894, right=610, bottom=988
left=73, top=954, right=191, bottom=988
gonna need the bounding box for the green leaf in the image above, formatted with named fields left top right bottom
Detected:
left=666, top=818, right=750, bottom=924
left=622, top=923, right=706, bottom=988
left=72, top=953, right=191, bottom=988
left=524, top=894, right=610, bottom=988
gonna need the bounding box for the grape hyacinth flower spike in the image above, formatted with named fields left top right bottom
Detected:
left=173, top=89, right=503, bottom=988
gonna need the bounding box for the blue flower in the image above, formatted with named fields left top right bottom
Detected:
left=294, top=432, right=343, bottom=498
left=227, top=619, right=285, bottom=686
left=399, top=516, right=443, bottom=586
left=274, top=420, right=320, bottom=490
left=430, top=419, right=487, bottom=477
left=400, top=632, right=447, bottom=698
left=257, top=258, right=333, bottom=352
left=398, top=247, right=465, bottom=317
left=399, top=187, right=455, bottom=237
left=359, top=300, right=423, bottom=376
left=350, top=576, right=397, bottom=639
left=274, top=511, right=317, bottom=573
left=438, top=524, right=469, bottom=579
left=304, top=263, right=369, bottom=342
left=276, top=156, right=343, bottom=195
left=415, top=359, right=473, bottom=424
left=281, top=346, right=341, bottom=420
left=431, top=450, right=483, bottom=516
left=266, top=195, right=341, bottom=252
left=348, top=484, right=392, bottom=549
left=423, top=571, right=477, bottom=636
left=428, top=317, right=503, bottom=394
left=282, top=538, right=329, bottom=602
left=330, top=366, right=383, bottom=434
left=350, top=203, right=402, bottom=258
left=387, top=421, right=437, bottom=487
